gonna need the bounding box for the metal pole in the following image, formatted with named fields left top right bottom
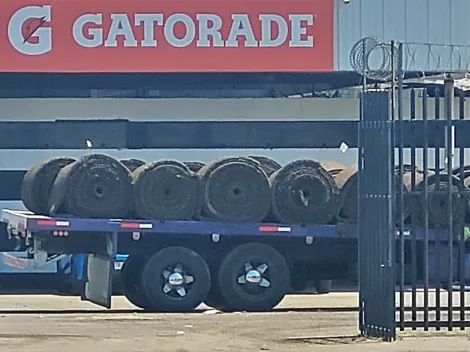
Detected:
left=444, top=73, right=455, bottom=331
left=358, top=38, right=367, bottom=336
left=389, top=40, right=398, bottom=341
left=396, top=42, right=405, bottom=332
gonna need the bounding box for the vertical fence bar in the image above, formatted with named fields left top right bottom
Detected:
left=360, top=96, right=373, bottom=338
left=422, top=90, right=430, bottom=331
left=388, top=41, right=397, bottom=340
left=434, top=88, right=442, bottom=329
left=377, top=118, right=386, bottom=337
left=444, top=75, right=455, bottom=331
left=359, top=90, right=395, bottom=340
left=410, top=88, right=418, bottom=329
left=358, top=93, right=368, bottom=337
left=397, top=43, right=406, bottom=331
left=458, top=90, right=466, bottom=330
left=357, top=38, right=368, bottom=336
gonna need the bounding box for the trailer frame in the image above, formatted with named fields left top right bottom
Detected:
left=1, top=209, right=363, bottom=309
left=1, top=208, right=454, bottom=312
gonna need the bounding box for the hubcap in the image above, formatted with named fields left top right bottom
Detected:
left=246, top=270, right=262, bottom=284
left=161, top=264, right=194, bottom=298
left=168, top=272, right=184, bottom=286
left=237, top=262, right=271, bottom=289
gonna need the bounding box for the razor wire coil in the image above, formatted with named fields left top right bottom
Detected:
left=350, top=37, right=398, bottom=81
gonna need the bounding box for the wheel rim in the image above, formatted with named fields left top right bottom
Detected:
left=161, top=264, right=195, bottom=298
left=236, top=262, right=271, bottom=294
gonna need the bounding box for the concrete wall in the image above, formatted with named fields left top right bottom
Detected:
left=1, top=97, right=356, bottom=121
left=1, top=96, right=469, bottom=121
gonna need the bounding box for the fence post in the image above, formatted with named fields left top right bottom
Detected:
left=358, top=90, right=396, bottom=341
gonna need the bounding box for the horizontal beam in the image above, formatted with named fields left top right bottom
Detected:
left=0, top=119, right=470, bottom=149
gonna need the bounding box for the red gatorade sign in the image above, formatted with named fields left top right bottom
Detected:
left=0, top=0, right=334, bottom=73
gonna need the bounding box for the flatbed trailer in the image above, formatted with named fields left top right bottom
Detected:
left=3, top=208, right=462, bottom=312
left=2, top=209, right=360, bottom=311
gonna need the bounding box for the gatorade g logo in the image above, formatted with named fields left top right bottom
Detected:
left=8, top=5, right=52, bottom=56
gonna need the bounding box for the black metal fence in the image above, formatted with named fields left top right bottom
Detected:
left=358, top=90, right=396, bottom=340
left=358, top=42, right=470, bottom=341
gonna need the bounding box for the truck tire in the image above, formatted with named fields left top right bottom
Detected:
left=203, top=269, right=230, bottom=310
left=141, top=247, right=211, bottom=312
left=121, top=256, right=152, bottom=310
left=204, top=287, right=228, bottom=310
left=315, top=279, right=332, bottom=294
left=217, top=243, right=290, bottom=311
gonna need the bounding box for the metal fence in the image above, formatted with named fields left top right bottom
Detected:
left=357, top=41, right=470, bottom=341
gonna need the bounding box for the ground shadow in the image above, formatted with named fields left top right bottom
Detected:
left=279, top=334, right=379, bottom=345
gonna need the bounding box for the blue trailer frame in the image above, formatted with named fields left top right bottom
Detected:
left=1, top=209, right=354, bottom=238
left=1, top=209, right=362, bottom=306
left=3, top=208, right=463, bottom=309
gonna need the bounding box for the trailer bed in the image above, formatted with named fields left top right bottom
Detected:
left=1, top=209, right=357, bottom=239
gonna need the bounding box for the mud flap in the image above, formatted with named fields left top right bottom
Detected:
left=81, top=232, right=118, bottom=308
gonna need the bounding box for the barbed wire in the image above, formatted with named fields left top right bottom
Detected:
left=402, top=42, right=470, bottom=73
left=350, top=37, right=398, bottom=81
left=350, top=37, right=470, bottom=81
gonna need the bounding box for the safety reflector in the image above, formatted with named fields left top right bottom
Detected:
left=259, top=225, right=291, bottom=233
left=36, top=220, right=70, bottom=227
left=120, top=222, right=153, bottom=229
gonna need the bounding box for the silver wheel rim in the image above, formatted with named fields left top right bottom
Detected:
left=237, top=262, right=271, bottom=292
left=161, top=264, right=194, bottom=298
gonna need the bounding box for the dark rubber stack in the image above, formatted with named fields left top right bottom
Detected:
left=411, top=170, right=465, bottom=228
left=120, top=158, right=145, bottom=172
left=452, top=166, right=470, bottom=222
left=21, top=157, right=76, bottom=215
left=120, top=159, right=146, bottom=215
left=336, top=165, right=410, bottom=223
left=48, top=154, right=132, bottom=218
left=333, top=165, right=359, bottom=222
left=198, top=157, right=271, bottom=223
left=131, top=160, right=200, bottom=220
left=321, top=161, right=354, bottom=222
left=183, top=161, right=205, bottom=173
left=269, top=159, right=340, bottom=225
left=248, top=156, right=282, bottom=177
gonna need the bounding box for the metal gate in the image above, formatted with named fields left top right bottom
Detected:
left=357, top=39, right=470, bottom=341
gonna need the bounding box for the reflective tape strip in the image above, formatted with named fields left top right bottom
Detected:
left=56, top=221, right=70, bottom=227
left=120, top=223, right=153, bottom=229
left=259, top=226, right=291, bottom=233
left=37, top=220, right=70, bottom=227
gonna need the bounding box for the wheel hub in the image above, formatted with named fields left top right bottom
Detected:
left=237, top=262, right=271, bottom=289
left=161, top=264, right=194, bottom=297
left=168, top=272, right=184, bottom=286
left=245, top=269, right=262, bottom=284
